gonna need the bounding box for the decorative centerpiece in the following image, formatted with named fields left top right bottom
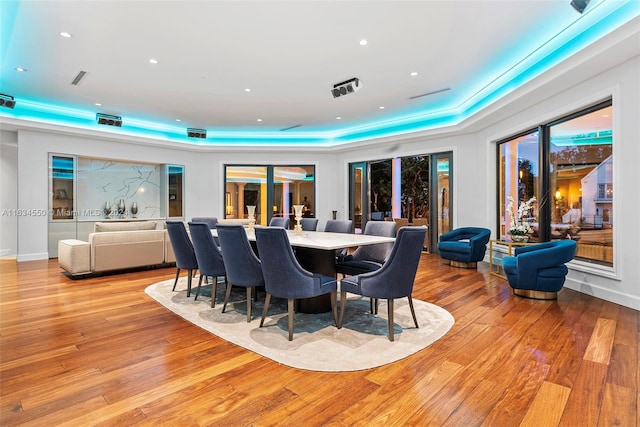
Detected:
left=507, top=196, right=536, bottom=242
left=131, top=202, right=138, bottom=218
left=247, top=205, right=256, bottom=230
left=293, top=204, right=304, bottom=234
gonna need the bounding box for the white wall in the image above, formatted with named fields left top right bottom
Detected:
left=0, top=131, right=18, bottom=256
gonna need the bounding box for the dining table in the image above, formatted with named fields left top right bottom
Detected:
left=212, top=227, right=396, bottom=313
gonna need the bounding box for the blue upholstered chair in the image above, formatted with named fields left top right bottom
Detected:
left=335, top=221, right=396, bottom=276
left=254, top=226, right=338, bottom=341
left=323, top=219, right=353, bottom=233
left=437, top=227, right=491, bottom=268
left=216, top=224, right=265, bottom=322
left=191, top=217, right=218, bottom=229
left=339, top=226, right=427, bottom=341
left=323, top=219, right=354, bottom=260
left=300, top=218, right=319, bottom=231
left=166, top=221, right=199, bottom=297
left=269, top=217, right=290, bottom=228
left=502, top=240, right=577, bottom=300
left=188, top=222, right=226, bottom=307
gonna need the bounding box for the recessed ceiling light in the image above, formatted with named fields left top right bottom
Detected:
left=15, top=67, right=26, bottom=72
left=379, top=106, right=385, bottom=109
left=336, top=116, right=342, bottom=120
left=94, top=103, right=102, bottom=106
left=245, top=88, right=251, bottom=92
left=60, top=32, right=72, bottom=38
left=257, top=118, right=262, bottom=122
left=176, top=119, right=181, bottom=122
left=359, top=39, right=368, bottom=46
left=149, top=59, right=158, bottom=64
left=410, top=71, right=418, bottom=76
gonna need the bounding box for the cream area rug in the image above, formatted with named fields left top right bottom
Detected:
left=145, top=277, right=454, bottom=372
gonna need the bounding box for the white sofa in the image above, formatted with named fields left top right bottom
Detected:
left=58, top=221, right=175, bottom=277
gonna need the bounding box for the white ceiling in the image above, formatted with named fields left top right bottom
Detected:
left=0, top=0, right=637, bottom=145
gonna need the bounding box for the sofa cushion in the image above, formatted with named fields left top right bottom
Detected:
left=94, top=221, right=157, bottom=232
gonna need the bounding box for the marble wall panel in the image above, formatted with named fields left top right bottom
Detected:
left=77, top=158, right=161, bottom=220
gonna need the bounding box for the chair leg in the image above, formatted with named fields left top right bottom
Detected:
left=387, top=299, right=395, bottom=342
left=260, top=293, right=272, bottom=327
left=222, top=283, right=233, bottom=313
left=370, top=297, right=379, bottom=314
left=246, top=287, right=253, bottom=322
left=172, top=268, right=181, bottom=291
left=210, top=276, right=219, bottom=308
left=194, top=274, right=204, bottom=300
left=408, top=296, right=419, bottom=329
left=287, top=298, right=295, bottom=341
left=186, top=270, right=194, bottom=297
left=338, top=291, right=347, bottom=328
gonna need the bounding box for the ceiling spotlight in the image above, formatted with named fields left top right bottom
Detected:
left=60, top=31, right=72, bottom=38
left=570, top=0, right=590, bottom=13
left=149, top=59, right=158, bottom=64
left=410, top=71, right=418, bottom=76
left=15, top=67, right=27, bottom=72
left=187, top=128, right=207, bottom=139
left=359, top=39, right=368, bottom=46
left=96, top=113, right=122, bottom=127
left=0, top=93, right=16, bottom=109
left=331, top=77, right=362, bottom=99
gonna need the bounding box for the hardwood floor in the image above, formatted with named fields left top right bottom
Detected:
left=1, top=255, right=637, bottom=426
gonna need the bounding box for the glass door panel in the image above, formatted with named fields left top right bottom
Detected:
left=433, top=153, right=452, bottom=251
left=349, top=162, right=367, bottom=233
left=225, top=166, right=267, bottom=225
left=272, top=166, right=315, bottom=229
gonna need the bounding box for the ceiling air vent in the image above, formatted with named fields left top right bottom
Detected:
left=280, top=124, right=301, bottom=131
left=71, top=71, right=87, bottom=86
left=409, top=87, right=451, bottom=100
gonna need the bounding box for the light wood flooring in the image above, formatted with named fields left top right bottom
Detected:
left=0, top=255, right=637, bottom=426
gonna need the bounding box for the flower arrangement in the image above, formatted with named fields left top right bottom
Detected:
left=507, top=196, right=536, bottom=236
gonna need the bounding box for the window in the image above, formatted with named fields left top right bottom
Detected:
left=497, top=100, right=613, bottom=266
left=224, top=165, right=315, bottom=228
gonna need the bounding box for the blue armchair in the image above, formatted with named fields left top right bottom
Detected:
left=437, top=227, right=491, bottom=268
left=502, top=240, right=577, bottom=299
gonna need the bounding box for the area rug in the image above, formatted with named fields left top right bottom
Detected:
left=145, top=277, right=454, bottom=372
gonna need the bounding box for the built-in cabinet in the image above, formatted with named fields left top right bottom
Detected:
left=47, top=154, right=184, bottom=257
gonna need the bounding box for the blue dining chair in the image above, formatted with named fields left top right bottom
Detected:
left=215, top=223, right=265, bottom=322
left=339, top=226, right=426, bottom=341
left=323, top=219, right=354, bottom=260
left=269, top=217, right=290, bottom=228
left=300, top=218, right=319, bottom=231
left=254, top=226, right=338, bottom=340
left=190, top=217, right=218, bottom=229
left=166, top=221, right=199, bottom=297
left=335, top=221, right=396, bottom=276
left=188, top=222, right=227, bottom=307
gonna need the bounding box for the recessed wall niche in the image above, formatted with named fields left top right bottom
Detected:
left=76, top=158, right=161, bottom=220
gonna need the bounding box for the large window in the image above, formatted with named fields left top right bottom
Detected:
left=498, top=100, right=613, bottom=266
left=224, top=165, right=315, bottom=228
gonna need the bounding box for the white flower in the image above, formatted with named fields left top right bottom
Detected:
left=507, top=196, right=536, bottom=235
